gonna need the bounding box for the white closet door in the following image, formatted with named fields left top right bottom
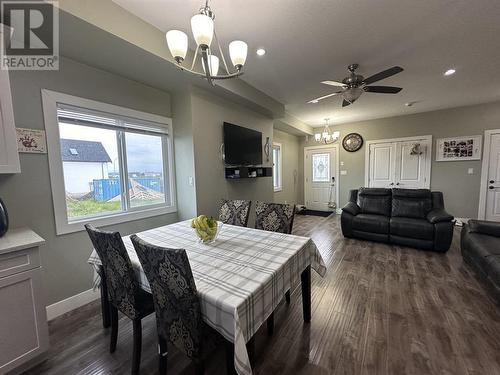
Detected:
left=485, top=134, right=500, bottom=222
left=368, top=142, right=396, bottom=188
left=395, top=141, right=429, bottom=188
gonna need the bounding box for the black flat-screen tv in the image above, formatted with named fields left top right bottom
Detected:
left=223, top=122, right=262, bottom=165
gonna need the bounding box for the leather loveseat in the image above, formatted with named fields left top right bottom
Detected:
left=461, top=220, right=500, bottom=296
left=341, top=188, right=454, bottom=252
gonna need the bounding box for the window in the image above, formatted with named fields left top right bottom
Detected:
left=312, top=153, right=330, bottom=182
left=273, top=143, right=282, bottom=192
left=42, top=90, right=175, bottom=234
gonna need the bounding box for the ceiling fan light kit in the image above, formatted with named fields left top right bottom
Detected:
left=165, top=0, right=248, bottom=85
left=308, top=64, right=404, bottom=107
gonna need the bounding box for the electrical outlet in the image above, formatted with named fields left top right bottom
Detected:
left=467, top=168, right=474, bottom=175
left=188, top=176, right=194, bottom=186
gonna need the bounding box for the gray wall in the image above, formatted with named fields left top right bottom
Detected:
left=190, top=88, right=274, bottom=224
left=301, top=101, right=500, bottom=218
left=273, top=129, right=302, bottom=205
left=0, top=57, right=177, bottom=305
left=172, top=90, right=197, bottom=220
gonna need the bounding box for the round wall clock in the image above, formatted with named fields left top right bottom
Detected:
left=342, top=133, right=363, bottom=152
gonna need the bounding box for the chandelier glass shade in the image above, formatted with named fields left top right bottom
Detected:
left=314, top=118, right=340, bottom=144
left=165, top=1, right=248, bottom=85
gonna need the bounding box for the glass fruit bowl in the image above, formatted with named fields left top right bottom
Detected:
left=191, top=215, right=222, bottom=244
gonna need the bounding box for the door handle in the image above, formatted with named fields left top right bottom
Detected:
left=489, top=186, right=495, bottom=189
left=389, top=182, right=394, bottom=186
left=490, top=180, right=495, bottom=184
left=396, top=182, right=400, bottom=186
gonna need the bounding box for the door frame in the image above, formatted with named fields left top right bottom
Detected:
left=304, top=144, right=340, bottom=212
left=364, top=135, right=433, bottom=188
left=478, top=129, right=500, bottom=219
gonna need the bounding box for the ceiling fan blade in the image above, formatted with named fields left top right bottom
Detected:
left=364, top=86, right=403, bottom=94
left=362, top=66, right=404, bottom=85
left=342, top=99, right=351, bottom=107
left=321, top=80, right=346, bottom=87
left=307, top=91, right=342, bottom=103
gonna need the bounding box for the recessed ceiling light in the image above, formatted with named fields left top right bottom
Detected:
left=444, top=69, right=456, bottom=76
left=256, top=48, right=266, bottom=56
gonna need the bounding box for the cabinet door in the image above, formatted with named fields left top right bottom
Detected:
left=368, top=142, right=396, bottom=187
left=0, top=67, right=21, bottom=173
left=0, top=268, right=49, bottom=374
left=395, top=141, right=430, bottom=189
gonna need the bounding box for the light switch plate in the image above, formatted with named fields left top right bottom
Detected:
left=467, top=168, right=474, bottom=175
left=340, top=170, right=348, bottom=175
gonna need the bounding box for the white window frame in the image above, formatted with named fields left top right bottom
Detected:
left=273, top=142, right=282, bottom=192
left=42, top=89, right=176, bottom=235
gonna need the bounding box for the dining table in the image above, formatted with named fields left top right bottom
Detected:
left=87, top=219, right=326, bottom=375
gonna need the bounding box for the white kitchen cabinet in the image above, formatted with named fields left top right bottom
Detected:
left=0, top=64, right=21, bottom=174
left=0, top=228, right=48, bottom=374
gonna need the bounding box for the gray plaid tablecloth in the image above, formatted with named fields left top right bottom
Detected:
left=87, top=220, right=326, bottom=375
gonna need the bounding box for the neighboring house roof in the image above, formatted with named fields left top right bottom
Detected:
left=60, top=139, right=112, bottom=163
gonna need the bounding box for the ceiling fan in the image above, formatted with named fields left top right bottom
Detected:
left=308, top=64, right=404, bottom=107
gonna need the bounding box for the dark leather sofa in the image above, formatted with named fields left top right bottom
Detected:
left=341, top=188, right=454, bottom=252
left=461, top=220, right=500, bottom=296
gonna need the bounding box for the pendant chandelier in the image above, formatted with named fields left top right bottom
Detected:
left=165, top=0, right=248, bottom=85
left=314, top=118, right=340, bottom=144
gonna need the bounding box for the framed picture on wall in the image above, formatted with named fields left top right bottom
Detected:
left=436, top=135, right=482, bottom=161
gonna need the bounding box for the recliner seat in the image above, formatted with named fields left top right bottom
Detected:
left=461, top=220, right=500, bottom=297
left=341, top=187, right=454, bottom=252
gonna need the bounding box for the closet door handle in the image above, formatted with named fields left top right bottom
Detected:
left=396, top=182, right=400, bottom=186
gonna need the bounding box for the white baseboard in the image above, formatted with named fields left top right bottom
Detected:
left=46, top=288, right=100, bottom=321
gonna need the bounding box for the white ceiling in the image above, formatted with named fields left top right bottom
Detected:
left=112, top=0, right=500, bottom=126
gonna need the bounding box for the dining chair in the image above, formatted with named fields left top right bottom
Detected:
left=218, top=198, right=252, bottom=227
left=85, top=224, right=154, bottom=375
left=130, top=235, right=223, bottom=375
left=254, top=201, right=296, bottom=335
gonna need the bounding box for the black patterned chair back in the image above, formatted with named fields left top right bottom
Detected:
left=218, top=198, right=252, bottom=227
left=255, top=202, right=295, bottom=234
left=85, top=224, right=141, bottom=319
left=130, top=235, right=203, bottom=360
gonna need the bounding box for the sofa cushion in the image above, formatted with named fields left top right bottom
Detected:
left=390, top=217, right=434, bottom=240
left=391, top=189, right=432, bottom=219
left=352, top=214, right=389, bottom=234
left=357, top=188, right=392, bottom=216
left=462, top=232, right=500, bottom=272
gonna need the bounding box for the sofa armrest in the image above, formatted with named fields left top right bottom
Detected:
left=427, top=209, right=454, bottom=224
left=342, top=202, right=360, bottom=216
left=468, top=219, right=500, bottom=238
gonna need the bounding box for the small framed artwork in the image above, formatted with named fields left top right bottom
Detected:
left=16, top=128, right=47, bottom=153
left=436, top=135, right=482, bottom=161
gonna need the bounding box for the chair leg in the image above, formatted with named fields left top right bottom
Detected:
left=285, top=290, right=291, bottom=304
left=132, top=319, right=142, bottom=375
left=266, top=312, right=274, bottom=336
left=110, top=305, right=118, bottom=353
left=158, top=336, right=168, bottom=375
left=224, top=340, right=236, bottom=375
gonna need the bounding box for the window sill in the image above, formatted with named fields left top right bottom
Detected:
left=274, top=187, right=283, bottom=192
left=55, top=205, right=177, bottom=235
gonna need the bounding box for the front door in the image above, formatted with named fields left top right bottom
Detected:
left=485, top=133, right=500, bottom=221
left=305, top=147, right=336, bottom=211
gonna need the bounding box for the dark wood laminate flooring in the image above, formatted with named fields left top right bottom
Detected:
left=24, top=215, right=500, bottom=375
